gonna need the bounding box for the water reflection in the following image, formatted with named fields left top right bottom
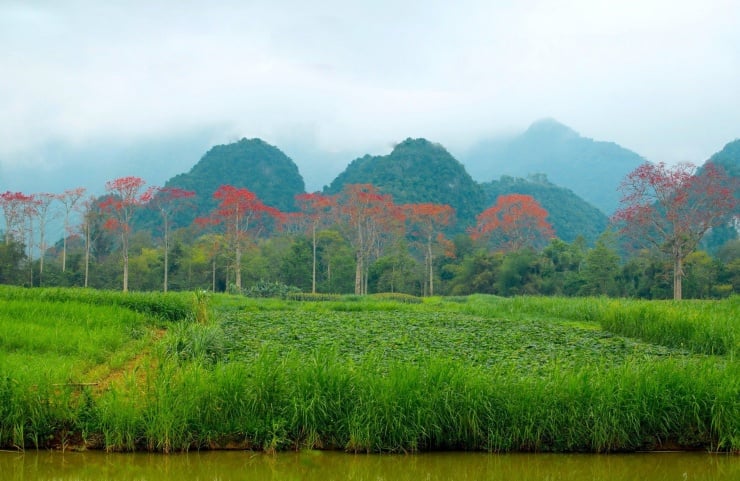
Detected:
left=0, top=450, right=738, bottom=481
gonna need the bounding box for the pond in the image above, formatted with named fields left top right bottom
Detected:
left=1, top=450, right=738, bottom=481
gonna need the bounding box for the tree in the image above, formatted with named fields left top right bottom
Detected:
left=100, top=176, right=154, bottom=292
left=336, top=184, right=404, bottom=295
left=34, top=193, right=58, bottom=285
left=682, top=251, right=718, bottom=299
left=58, top=187, right=86, bottom=273
left=540, top=238, right=586, bottom=295
left=613, top=162, right=738, bottom=300
left=0, top=239, right=25, bottom=284
left=149, top=187, right=196, bottom=292
left=211, top=185, right=281, bottom=290
left=79, top=195, right=107, bottom=288
left=295, top=192, right=337, bottom=293
left=1, top=191, right=34, bottom=245
left=581, top=232, right=620, bottom=296
left=402, top=203, right=455, bottom=296
left=192, top=218, right=225, bottom=292
left=469, top=194, right=554, bottom=252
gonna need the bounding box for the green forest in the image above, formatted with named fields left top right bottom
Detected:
left=1, top=137, right=738, bottom=300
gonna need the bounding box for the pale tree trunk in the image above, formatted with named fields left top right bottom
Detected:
left=84, top=223, right=90, bottom=288
left=673, top=255, right=683, bottom=300
left=311, top=223, right=317, bottom=294
left=235, top=241, right=242, bottom=290
left=211, top=258, right=216, bottom=292
left=38, top=226, right=45, bottom=286
left=427, top=233, right=434, bottom=297
left=354, top=221, right=364, bottom=295
left=355, top=251, right=363, bottom=295
left=26, top=217, right=34, bottom=286
left=122, top=232, right=129, bottom=292
left=62, top=235, right=68, bottom=272
left=163, top=214, right=169, bottom=292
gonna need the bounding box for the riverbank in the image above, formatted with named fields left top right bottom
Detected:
left=0, top=287, right=737, bottom=453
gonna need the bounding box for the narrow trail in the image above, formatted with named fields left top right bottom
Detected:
left=87, top=328, right=167, bottom=393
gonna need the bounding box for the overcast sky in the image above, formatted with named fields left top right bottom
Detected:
left=1, top=0, right=739, bottom=193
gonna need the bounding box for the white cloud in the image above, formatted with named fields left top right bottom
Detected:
left=0, top=0, right=738, bottom=176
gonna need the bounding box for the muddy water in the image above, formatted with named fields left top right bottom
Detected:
left=0, top=450, right=738, bottom=480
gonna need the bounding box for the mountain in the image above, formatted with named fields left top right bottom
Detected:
left=700, top=139, right=740, bottom=251
left=480, top=174, right=609, bottom=245
left=462, top=119, right=646, bottom=214
left=324, top=138, right=485, bottom=228
left=705, top=138, right=740, bottom=178
left=147, top=138, right=305, bottom=229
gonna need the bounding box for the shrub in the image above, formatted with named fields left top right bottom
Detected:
left=245, top=280, right=301, bottom=299
left=370, top=293, right=423, bottom=304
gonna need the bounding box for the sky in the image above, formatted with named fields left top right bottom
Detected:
left=1, top=0, right=739, bottom=194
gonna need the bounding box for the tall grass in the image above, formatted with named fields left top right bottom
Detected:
left=0, top=286, right=183, bottom=450
left=441, top=295, right=739, bottom=356
left=84, top=350, right=740, bottom=453
left=0, top=286, right=193, bottom=322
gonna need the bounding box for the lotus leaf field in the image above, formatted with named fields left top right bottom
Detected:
left=219, top=309, right=682, bottom=373
left=0, top=286, right=738, bottom=453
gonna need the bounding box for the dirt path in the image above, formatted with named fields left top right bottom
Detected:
left=86, top=328, right=167, bottom=393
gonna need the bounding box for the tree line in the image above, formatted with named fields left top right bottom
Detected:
left=1, top=161, right=737, bottom=299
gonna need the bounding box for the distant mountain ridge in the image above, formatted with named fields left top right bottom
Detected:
left=462, top=118, right=646, bottom=214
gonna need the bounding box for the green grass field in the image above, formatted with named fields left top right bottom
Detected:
left=0, top=286, right=737, bottom=453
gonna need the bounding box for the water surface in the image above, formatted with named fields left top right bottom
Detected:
left=1, top=450, right=737, bottom=480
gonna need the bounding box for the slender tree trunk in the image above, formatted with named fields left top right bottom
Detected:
left=122, top=232, right=129, bottom=292
left=84, top=223, right=90, bottom=288
left=355, top=251, right=363, bottom=295
left=427, top=234, right=434, bottom=297
left=354, top=221, right=364, bottom=295
left=312, top=223, right=317, bottom=294
left=235, top=241, right=242, bottom=290
left=39, top=228, right=45, bottom=286
left=27, top=220, right=34, bottom=286
left=327, top=259, right=332, bottom=291
left=62, top=234, right=67, bottom=272
left=163, top=214, right=169, bottom=292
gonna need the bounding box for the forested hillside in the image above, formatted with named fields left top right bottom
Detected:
left=706, top=138, right=740, bottom=177
left=699, top=139, right=740, bottom=252
left=325, top=138, right=485, bottom=228
left=145, top=138, right=305, bottom=229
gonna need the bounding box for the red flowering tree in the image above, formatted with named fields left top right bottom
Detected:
left=613, top=161, right=738, bottom=300
left=100, top=176, right=154, bottom=292
left=211, top=185, right=281, bottom=290
left=402, top=203, right=455, bottom=296
left=470, top=194, right=554, bottom=252
left=1, top=191, right=34, bottom=245
left=295, top=192, right=337, bottom=293
left=336, top=184, right=404, bottom=295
